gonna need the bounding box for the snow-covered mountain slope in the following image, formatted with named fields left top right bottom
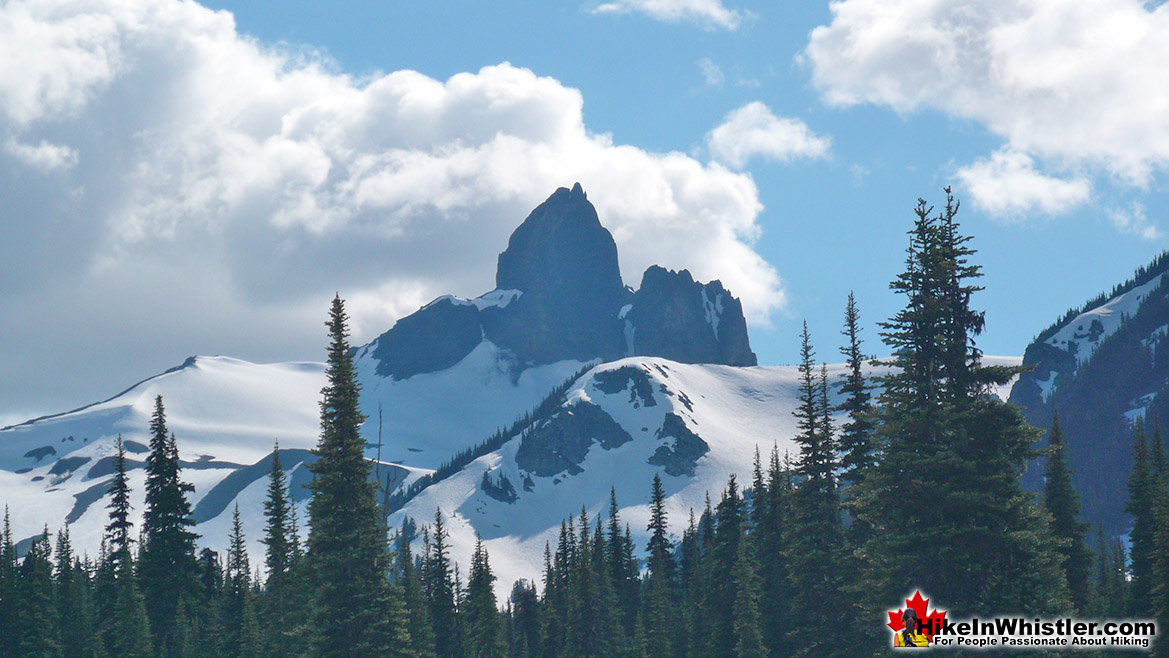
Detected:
left=0, top=345, right=1022, bottom=593
left=1011, top=251, right=1169, bottom=535
left=392, top=355, right=1022, bottom=598
left=0, top=345, right=586, bottom=560
left=0, top=356, right=326, bottom=559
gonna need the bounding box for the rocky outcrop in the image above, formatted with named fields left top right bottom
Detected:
left=514, top=402, right=633, bottom=477
left=365, top=184, right=758, bottom=380
left=370, top=297, right=483, bottom=379
left=627, top=266, right=756, bottom=367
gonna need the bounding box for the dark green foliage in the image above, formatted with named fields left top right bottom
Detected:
left=223, top=506, right=261, bottom=658
left=784, top=326, right=846, bottom=658
left=14, top=530, right=61, bottom=658
left=306, top=295, right=408, bottom=658
left=140, top=395, right=199, bottom=655
left=1129, top=423, right=1156, bottom=616
left=104, top=436, right=134, bottom=563
left=424, top=511, right=462, bottom=658
left=465, top=537, right=505, bottom=658
left=55, top=527, right=94, bottom=658
left=856, top=189, right=1070, bottom=627
left=731, top=541, right=766, bottom=658
left=1043, top=411, right=1092, bottom=614
left=837, top=291, right=875, bottom=487
left=0, top=508, right=17, bottom=658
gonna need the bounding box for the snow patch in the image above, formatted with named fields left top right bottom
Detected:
left=1046, top=274, right=1166, bottom=368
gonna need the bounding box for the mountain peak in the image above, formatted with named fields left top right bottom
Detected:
left=495, top=184, right=620, bottom=299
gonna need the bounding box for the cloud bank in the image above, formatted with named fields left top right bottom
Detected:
left=804, top=0, right=1169, bottom=230
left=0, top=0, right=782, bottom=416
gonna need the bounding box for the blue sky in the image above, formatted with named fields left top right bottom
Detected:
left=1, top=0, right=1167, bottom=421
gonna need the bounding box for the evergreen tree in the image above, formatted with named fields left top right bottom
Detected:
left=646, top=474, right=674, bottom=581
left=140, top=395, right=199, bottom=655
left=1042, top=411, right=1092, bottom=613
left=224, top=505, right=261, bottom=658
left=837, top=291, right=875, bottom=486
left=753, top=449, right=791, bottom=658
left=836, top=292, right=875, bottom=549
left=784, top=326, right=845, bottom=658
left=395, top=523, right=437, bottom=658
left=15, top=529, right=62, bottom=658
left=55, top=527, right=94, bottom=658
left=731, top=540, right=767, bottom=658
left=706, top=476, right=745, bottom=658
left=306, top=295, right=408, bottom=657
left=104, top=436, right=134, bottom=564
left=856, top=190, right=1070, bottom=627
left=508, top=580, right=540, bottom=658
left=98, top=448, right=154, bottom=658
left=0, top=507, right=17, bottom=658
left=1129, top=423, right=1156, bottom=616
left=425, top=510, right=461, bottom=658
left=465, top=536, right=506, bottom=658
left=261, top=441, right=304, bottom=658
left=263, top=442, right=294, bottom=581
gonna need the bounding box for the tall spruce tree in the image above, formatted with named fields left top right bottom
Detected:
left=99, top=438, right=154, bottom=658
left=140, top=395, right=199, bottom=655
left=1129, top=422, right=1157, bottom=616
left=105, top=436, right=134, bottom=564
left=394, top=523, right=437, bottom=658
left=784, top=325, right=845, bottom=658
left=54, top=527, right=94, bottom=658
left=856, top=190, right=1069, bottom=626
left=837, top=292, right=875, bottom=486
left=0, top=508, right=16, bottom=658
left=465, top=536, right=505, bottom=658
left=731, top=540, right=767, bottom=658
left=706, top=476, right=746, bottom=658
left=15, top=529, right=61, bottom=658
left=224, top=505, right=261, bottom=658
left=426, top=510, right=461, bottom=658
left=1042, top=411, right=1092, bottom=614
left=306, top=295, right=409, bottom=657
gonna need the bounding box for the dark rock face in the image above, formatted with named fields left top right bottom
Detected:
left=514, top=402, right=633, bottom=477
left=370, top=298, right=483, bottom=379
left=627, top=266, right=757, bottom=367
left=486, top=183, right=628, bottom=364
left=648, top=413, right=709, bottom=477
left=364, top=183, right=758, bottom=380
left=593, top=365, right=657, bottom=408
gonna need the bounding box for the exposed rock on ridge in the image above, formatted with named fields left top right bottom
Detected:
left=367, top=184, right=757, bottom=380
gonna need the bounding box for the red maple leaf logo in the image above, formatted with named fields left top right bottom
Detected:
left=887, top=590, right=947, bottom=641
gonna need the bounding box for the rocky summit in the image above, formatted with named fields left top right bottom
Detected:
left=368, top=184, right=756, bottom=380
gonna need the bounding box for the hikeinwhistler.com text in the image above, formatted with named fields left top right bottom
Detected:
left=917, top=617, right=1156, bottom=650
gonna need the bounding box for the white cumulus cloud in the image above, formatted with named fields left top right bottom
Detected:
left=955, top=149, right=1091, bottom=217
left=0, top=0, right=785, bottom=417
left=804, top=0, right=1169, bottom=224
left=706, top=102, right=831, bottom=169
left=592, top=0, right=748, bottom=31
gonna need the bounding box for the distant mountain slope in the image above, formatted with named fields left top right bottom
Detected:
left=0, top=184, right=763, bottom=565
left=1011, top=251, right=1169, bottom=534
left=395, top=355, right=1022, bottom=598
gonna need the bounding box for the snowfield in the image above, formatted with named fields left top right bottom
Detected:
left=0, top=348, right=1021, bottom=598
